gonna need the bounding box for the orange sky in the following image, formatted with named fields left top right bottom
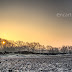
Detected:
left=0, top=0, right=72, bottom=47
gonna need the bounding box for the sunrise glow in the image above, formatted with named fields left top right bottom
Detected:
left=2, top=41, right=6, bottom=44
left=0, top=0, right=72, bottom=47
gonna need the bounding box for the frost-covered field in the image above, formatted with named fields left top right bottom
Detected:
left=0, top=54, right=72, bottom=72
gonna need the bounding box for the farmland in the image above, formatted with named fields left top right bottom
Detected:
left=0, top=54, right=72, bottom=72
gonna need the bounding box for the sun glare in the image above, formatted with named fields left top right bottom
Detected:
left=2, top=41, right=6, bottom=44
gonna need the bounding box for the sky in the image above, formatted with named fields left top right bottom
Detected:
left=0, top=0, right=72, bottom=47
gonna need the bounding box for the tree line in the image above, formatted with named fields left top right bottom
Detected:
left=0, top=38, right=72, bottom=54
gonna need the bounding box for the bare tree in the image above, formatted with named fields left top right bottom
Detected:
left=60, top=46, right=68, bottom=53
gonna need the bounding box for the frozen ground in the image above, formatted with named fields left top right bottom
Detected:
left=0, top=54, right=72, bottom=72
